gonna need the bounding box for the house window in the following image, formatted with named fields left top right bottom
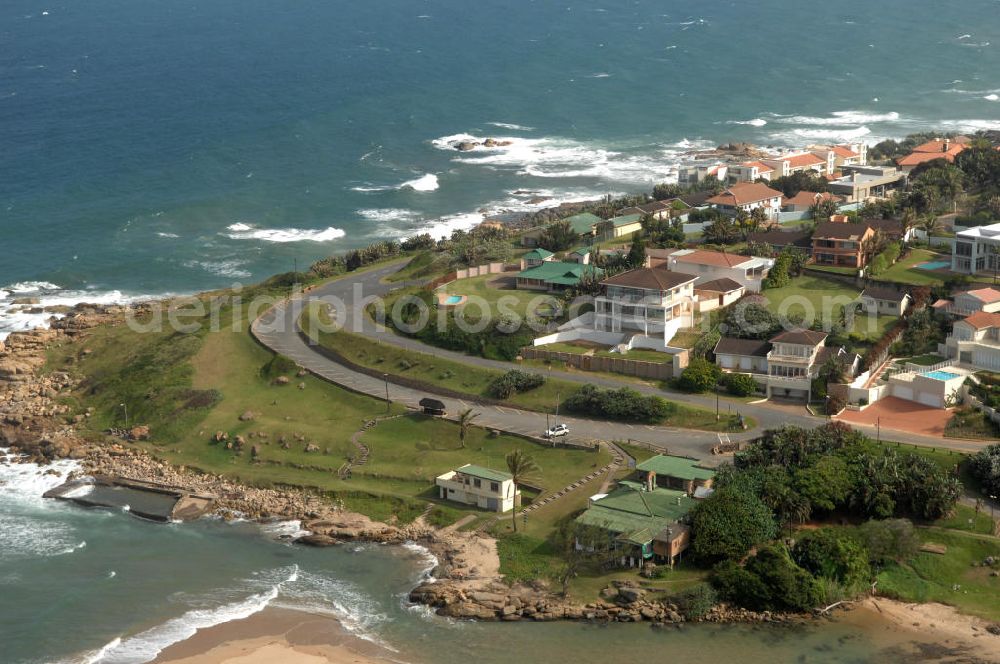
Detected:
left=491, top=482, right=500, bottom=493
left=473, top=478, right=482, bottom=488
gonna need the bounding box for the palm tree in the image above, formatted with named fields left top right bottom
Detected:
left=457, top=408, right=479, bottom=449
left=919, top=213, right=942, bottom=237
left=899, top=207, right=918, bottom=238
left=505, top=449, right=540, bottom=532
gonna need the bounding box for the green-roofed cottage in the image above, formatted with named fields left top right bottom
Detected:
left=521, top=247, right=555, bottom=269
left=636, top=455, right=716, bottom=494
left=563, top=212, right=604, bottom=236
left=598, top=213, right=644, bottom=239
left=515, top=261, right=604, bottom=292
left=574, top=455, right=715, bottom=566
left=436, top=464, right=518, bottom=513
left=566, top=246, right=591, bottom=265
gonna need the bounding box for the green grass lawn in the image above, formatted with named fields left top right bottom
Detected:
left=537, top=341, right=598, bottom=355
left=442, top=273, right=562, bottom=319
left=806, top=264, right=859, bottom=277
left=907, top=354, right=948, bottom=366
left=879, top=248, right=953, bottom=286
left=762, top=275, right=861, bottom=327
left=878, top=527, right=1000, bottom=620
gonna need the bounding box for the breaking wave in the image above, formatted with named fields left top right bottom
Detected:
left=223, top=223, right=346, bottom=243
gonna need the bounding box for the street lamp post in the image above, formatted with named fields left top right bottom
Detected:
left=120, top=403, right=128, bottom=430
left=715, top=383, right=720, bottom=421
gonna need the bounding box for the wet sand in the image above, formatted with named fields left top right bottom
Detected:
left=152, top=608, right=402, bottom=664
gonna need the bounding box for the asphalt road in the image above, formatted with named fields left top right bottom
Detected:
left=252, top=262, right=986, bottom=458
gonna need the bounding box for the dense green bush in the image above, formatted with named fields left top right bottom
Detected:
left=676, top=358, right=722, bottom=393
left=260, top=354, right=298, bottom=381
left=969, top=443, right=1000, bottom=496
left=791, top=529, right=871, bottom=593
left=712, top=544, right=822, bottom=612
left=487, top=370, right=546, bottom=399
left=672, top=583, right=719, bottom=620
left=855, top=519, right=919, bottom=565
left=722, top=372, right=758, bottom=397
left=562, top=384, right=674, bottom=423
left=689, top=487, right=778, bottom=564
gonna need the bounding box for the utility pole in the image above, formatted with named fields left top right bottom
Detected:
left=876, top=417, right=881, bottom=443
left=120, top=403, right=128, bottom=430
left=715, top=383, right=720, bottom=421
left=555, top=391, right=560, bottom=425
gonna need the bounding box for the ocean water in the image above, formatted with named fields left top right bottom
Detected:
left=0, top=449, right=967, bottom=664
left=3, top=0, right=1000, bottom=337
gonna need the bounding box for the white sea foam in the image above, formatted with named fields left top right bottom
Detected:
left=399, top=173, right=439, bottom=192
left=985, top=94, right=999, bottom=102
left=155, top=232, right=180, bottom=238
left=223, top=222, right=346, bottom=243
left=487, top=122, right=533, bottom=131
left=939, top=119, right=1000, bottom=132
left=727, top=118, right=768, bottom=127
left=789, top=126, right=873, bottom=140
left=590, top=72, right=611, bottom=78
left=356, top=208, right=420, bottom=223
left=433, top=132, right=685, bottom=184
left=2, top=280, right=62, bottom=293
left=55, top=540, right=87, bottom=556
left=259, top=519, right=311, bottom=540
left=95, top=566, right=300, bottom=664
left=401, top=541, right=438, bottom=583
left=181, top=259, right=252, bottom=279
left=78, top=637, right=122, bottom=664
left=775, top=110, right=901, bottom=126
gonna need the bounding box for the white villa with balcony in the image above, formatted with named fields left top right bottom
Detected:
left=435, top=464, right=519, bottom=513
left=593, top=268, right=698, bottom=345
left=952, top=222, right=1000, bottom=275
left=714, top=329, right=857, bottom=401
left=943, top=311, right=1000, bottom=372
left=666, top=249, right=774, bottom=293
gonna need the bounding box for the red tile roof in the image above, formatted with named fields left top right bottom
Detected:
left=831, top=145, right=860, bottom=158
left=898, top=138, right=968, bottom=167
left=964, top=288, right=1000, bottom=304
left=960, top=311, right=1000, bottom=330
left=770, top=328, right=829, bottom=346
left=600, top=267, right=698, bottom=291
left=783, top=191, right=839, bottom=208
left=706, top=182, right=783, bottom=206
left=673, top=250, right=752, bottom=268
left=743, top=160, right=774, bottom=173
left=785, top=153, right=825, bottom=168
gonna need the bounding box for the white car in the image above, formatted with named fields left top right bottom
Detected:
left=544, top=423, right=569, bottom=438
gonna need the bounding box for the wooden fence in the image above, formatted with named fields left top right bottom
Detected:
left=520, top=348, right=677, bottom=380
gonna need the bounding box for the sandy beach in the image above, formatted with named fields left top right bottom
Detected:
left=152, top=608, right=404, bottom=664
left=854, top=597, right=1000, bottom=661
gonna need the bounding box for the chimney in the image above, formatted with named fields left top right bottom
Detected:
left=943, top=139, right=950, bottom=153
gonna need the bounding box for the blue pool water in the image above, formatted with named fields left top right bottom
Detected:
left=445, top=295, right=463, bottom=304
left=925, top=370, right=960, bottom=381
left=916, top=261, right=951, bottom=271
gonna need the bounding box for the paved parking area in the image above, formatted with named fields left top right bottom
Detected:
left=835, top=396, right=952, bottom=437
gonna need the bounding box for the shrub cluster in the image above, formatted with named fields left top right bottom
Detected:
left=487, top=370, right=546, bottom=399
left=562, top=384, right=674, bottom=423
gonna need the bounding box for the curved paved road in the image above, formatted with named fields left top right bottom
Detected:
left=253, top=262, right=985, bottom=457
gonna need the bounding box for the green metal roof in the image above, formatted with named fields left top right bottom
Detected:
left=456, top=464, right=512, bottom=482
left=561, top=213, right=603, bottom=235
left=522, top=247, right=554, bottom=260
left=568, top=246, right=590, bottom=256
left=636, top=455, right=716, bottom=481
left=516, top=261, right=603, bottom=286
left=575, top=485, right=696, bottom=540
left=609, top=213, right=643, bottom=228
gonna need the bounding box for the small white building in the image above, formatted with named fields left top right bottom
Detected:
left=859, top=286, right=912, bottom=317
left=435, top=464, right=519, bottom=513
left=887, top=368, right=967, bottom=408
left=667, top=249, right=774, bottom=293
left=944, top=311, right=1000, bottom=371
left=952, top=222, right=1000, bottom=274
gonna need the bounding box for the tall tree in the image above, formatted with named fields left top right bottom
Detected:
left=505, top=449, right=540, bottom=532
left=627, top=237, right=647, bottom=268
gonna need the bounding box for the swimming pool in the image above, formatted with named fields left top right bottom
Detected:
left=444, top=295, right=463, bottom=304
left=925, top=370, right=960, bottom=381
left=916, top=260, right=951, bottom=271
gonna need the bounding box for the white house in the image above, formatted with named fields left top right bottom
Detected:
left=666, top=249, right=774, bottom=292
left=727, top=161, right=775, bottom=184
left=937, top=288, right=1000, bottom=317
left=435, top=464, right=519, bottom=513
left=679, top=162, right=728, bottom=186
left=594, top=267, right=698, bottom=344
left=952, top=222, right=1000, bottom=275
left=761, top=152, right=828, bottom=178
left=944, top=311, right=1000, bottom=371
left=693, top=277, right=745, bottom=313
left=859, top=286, right=912, bottom=317
left=714, top=329, right=858, bottom=401
left=706, top=182, right=783, bottom=220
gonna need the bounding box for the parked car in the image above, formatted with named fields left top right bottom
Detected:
left=544, top=423, right=569, bottom=438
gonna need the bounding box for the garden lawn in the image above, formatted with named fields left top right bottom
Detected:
left=878, top=528, right=1000, bottom=621
left=443, top=273, right=562, bottom=319
left=908, top=354, right=948, bottom=366
left=762, top=275, right=861, bottom=328
left=879, top=248, right=953, bottom=286
left=360, top=413, right=610, bottom=494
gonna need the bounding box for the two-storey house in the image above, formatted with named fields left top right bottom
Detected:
left=944, top=311, right=1000, bottom=371
left=933, top=287, right=1000, bottom=317
left=666, top=249, right=774, bottom=292
left=951, top=222, right=1000, bottom=275
left=706, top=182, right=783, bottom=220
left=811, top=221, right=874, bottom=269
left=593, top=267, right=698, bottom=344
left=435, top=464, right=519, bottom=513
